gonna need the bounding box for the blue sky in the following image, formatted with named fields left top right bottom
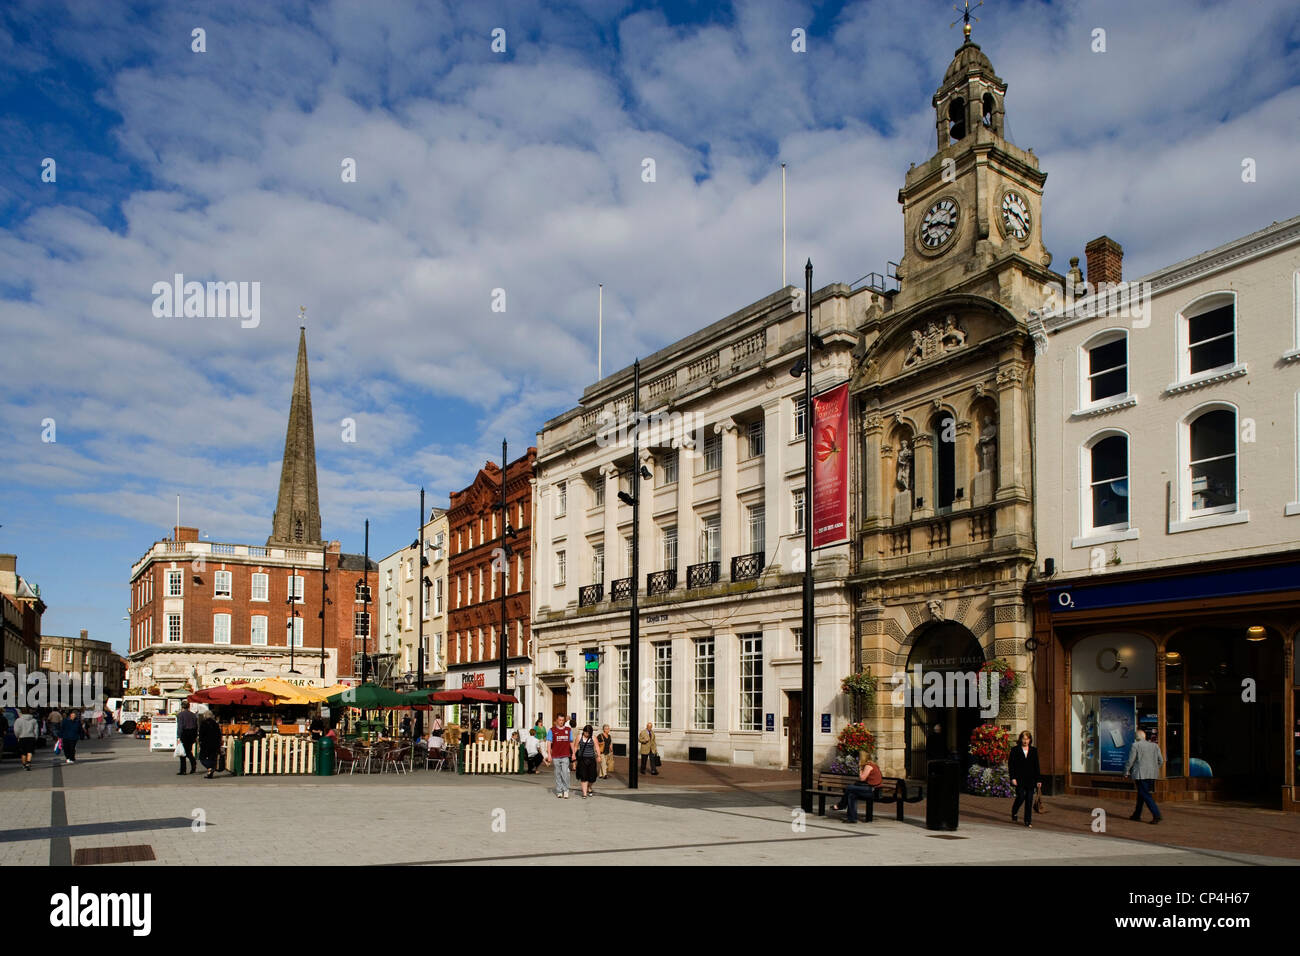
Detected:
left=2, top=0, right=1298, bottom=656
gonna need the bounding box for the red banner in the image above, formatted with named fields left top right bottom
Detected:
left=812, top=382, right=850, bottom=548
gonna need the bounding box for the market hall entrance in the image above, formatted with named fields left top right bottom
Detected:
left=904, top=622, right=988, bottom=780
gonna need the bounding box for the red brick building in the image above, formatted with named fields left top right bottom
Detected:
left=126, top=330, right=377, bottom=692
left=446, top=448, right=536, bottom=730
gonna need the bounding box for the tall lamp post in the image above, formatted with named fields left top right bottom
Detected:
left=498, top=439, right=514, bottom=733
left=617, top=360, right=650, bottom=789
left=319, top=545, right=327, bottom=681
left=790, top=259, right=823, bottom=813
left=362, top=520, right=370, bottom=685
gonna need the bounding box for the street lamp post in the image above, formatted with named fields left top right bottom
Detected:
left=624, top=360, right=643, bottom=789
left=800, top=259, right=815, bottom=812
left=363, top=520, right=370, bottom=685
left=288, top=564, right=299, bottom=674
left=499, top=438, right=510, bottom=734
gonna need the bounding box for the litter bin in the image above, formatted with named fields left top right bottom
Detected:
left=518, top=741, right=527, bottom=774
left=926, top=758, right=961, bottom=830
left=316, top=736, right=334, bottom=776
left=229, top=737, right=244, bottom=777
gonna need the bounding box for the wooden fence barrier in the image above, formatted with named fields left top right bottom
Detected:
left=221, top=734, right=316, bottom=775
left=463, top=741, right=520, bottom=774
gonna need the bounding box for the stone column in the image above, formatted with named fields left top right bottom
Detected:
left=638, top=450, right=656, bottom=581
left=716, top=418, right=740, bottom=573
left=861, top=414, right=884, bottom=526
left=762, top=400, right=782, bottom=563
left=675, top=435, right=696, bottom=573
left=600, top=463, right=618, bottom=587
left=995, top=364, right=1025, bottom=498
left=912, top=433, right=934, bottom=519
left=953, top=420, right=972, bottom=511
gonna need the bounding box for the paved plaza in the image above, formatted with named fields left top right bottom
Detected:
left=2, top=736, right=1296, bottom=866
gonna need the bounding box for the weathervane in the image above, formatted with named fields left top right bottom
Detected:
left=299, top=305, right=306, bottom=330
left=951, top=0, right=983, bottom=41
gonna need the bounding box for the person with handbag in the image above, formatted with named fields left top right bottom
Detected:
left=575, top=724, right=600, bottom=798
left=59, top=711, right=83, bottom=764
left=638, top=721, right=660, bottom=776
left=198, top=714, right=223, bottom=779
left=1008, top=730, right=1041, bottom=828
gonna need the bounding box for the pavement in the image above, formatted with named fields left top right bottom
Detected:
left=2, top=735, right=1297, bottom=866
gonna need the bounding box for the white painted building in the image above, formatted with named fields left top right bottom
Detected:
left=1029, top=214, right=1300, bottom=807
left=532, top=286, right=859, bottom=770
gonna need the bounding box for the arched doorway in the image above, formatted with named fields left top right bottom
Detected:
left=1164, top=626, right=1284, bottom=798
left=904, top=622, right=987, bottom=779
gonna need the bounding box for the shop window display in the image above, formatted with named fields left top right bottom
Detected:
left=1069, top=633, right=1155, bottom=774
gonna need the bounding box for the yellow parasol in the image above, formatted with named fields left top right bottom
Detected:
left=243, top=677, right=332, bottom=705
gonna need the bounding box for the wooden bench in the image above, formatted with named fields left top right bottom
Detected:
left=805, top=771, right=925, bottom=822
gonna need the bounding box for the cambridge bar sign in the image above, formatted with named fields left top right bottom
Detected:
left=812, top=381, right=850, bottom=548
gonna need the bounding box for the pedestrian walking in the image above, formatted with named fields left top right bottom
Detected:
left=198, top=714, right=223, bottom=779
left=400, top=715, right=412, bottom=739
left=545, top=713, right=573, bottom=798
left=176, top=701, right=199, bottom=774
left=596, top=724, right=613, bottom=779
left=1124, top=728, right=1164, bottom=823
left=47, top=708, right=63, bottom=742
left=638, top=721, right=660, bottom=776
left=14, top=709, right=38, bottom=771
left=1008, top=730, right=1040, bottom=827
left=575, top=725, right=599, bottom=798
left=523, top=731, right=543, bottom=773
left=60, top=711, right=83, bottom=764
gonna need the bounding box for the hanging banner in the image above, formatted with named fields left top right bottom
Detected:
left=812, top=381, right=850, bottom=548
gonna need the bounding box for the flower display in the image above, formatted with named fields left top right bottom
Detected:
left=979, top=657, right=1021, bottom=695
left=965, top=762, right=1014, bottom=797
left=839, top=671, right=877, bottom=708
left=835, top=722, right=876, bottom=760
left=968, top=722, right=1011, bottom=766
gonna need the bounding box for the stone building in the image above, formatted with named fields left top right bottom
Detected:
left=847, top=30, right=1055, bottom=778
left=531, top=286, right=857, bottom=770
left=39, top=629, right=125, bottom=696
left=378, top=507, right=449, bottom=687
left=1, top=554, right=44, bottom=676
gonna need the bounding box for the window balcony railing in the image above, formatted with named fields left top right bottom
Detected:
left=610, top=577, right=634, bottom=602
left=647, top=569, right=678, bottom=596
left=730, top=552, right=765, bottom=582
left=686, top=561, right=720, bottom=589
left=579, top=582, right=604, bottom=607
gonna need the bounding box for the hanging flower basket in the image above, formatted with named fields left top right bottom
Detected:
left=978, top=658, right=1021, bottom=695
left=835, top=722, right=876, bottom=761
left=839, top=671, right=877, bottom=711
left=969, top=722, right=1011, bottom=766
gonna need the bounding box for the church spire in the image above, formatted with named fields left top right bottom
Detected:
left=268, top=324, right=322, bottom=548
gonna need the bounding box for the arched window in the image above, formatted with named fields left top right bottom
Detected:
left=1187, top=407, right=1237, bottom=515
left=1083, top=432, right=1129, bottom=533
left=1079, top=329, right=1128, bottom=408
left=932, top=413, right=956, bottom=512
left=1178, top=292, right=1237, bottom=381
left=982, top=92, right=995, bottom=128
left=948, top=98, right=966, bottom=141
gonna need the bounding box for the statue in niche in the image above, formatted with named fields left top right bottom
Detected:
left=977, top=417, right=998, bottom=473
left=896, top=440, right=913, bottom=491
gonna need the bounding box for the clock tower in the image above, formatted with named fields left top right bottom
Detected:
left=893, top=31, right=1055, bottom=313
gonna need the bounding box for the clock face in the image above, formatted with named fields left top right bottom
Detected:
left=1001, top=191, right=1031, bottom=240
left=920, top=198, right=959, bottom=249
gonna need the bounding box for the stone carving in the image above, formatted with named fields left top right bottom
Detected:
left=903, top=316, right=967, bottom=368
left=927, top=599, right=944, bottom=621
left=977, top=417, right=998, bottom=472
left=996, top=365, right=1023, bottom=386
left=896, top=441, right=912, bottom=491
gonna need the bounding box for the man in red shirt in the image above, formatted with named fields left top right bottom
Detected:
left=832, top=758, right=884, bottom=823
left=545, top=714, right=573, bottom=799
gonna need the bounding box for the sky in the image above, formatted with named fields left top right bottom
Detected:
left=2, top=0, right=1298, bottom=657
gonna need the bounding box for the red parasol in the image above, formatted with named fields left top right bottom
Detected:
left=188, top=685, right=278, bottom=707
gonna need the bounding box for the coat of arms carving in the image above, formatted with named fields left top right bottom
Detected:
left=902, top=315, right=967, bottom=369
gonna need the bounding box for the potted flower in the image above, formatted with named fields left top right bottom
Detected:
left=978, top=658, right=1021, bottom=695
left=965, top=722, right=1013, bottom=796
left=835, top=721, right=876, bottom=763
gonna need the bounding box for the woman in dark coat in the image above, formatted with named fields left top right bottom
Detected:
left=198, top=715, right=223, bottom=779
left=1008, top=730, right=1041, bottom=828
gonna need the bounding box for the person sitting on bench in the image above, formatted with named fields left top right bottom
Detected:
left=831, top=757, right=884, bottom=823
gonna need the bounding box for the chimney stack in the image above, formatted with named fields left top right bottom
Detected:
left=173, top=526, right=199, bottom=542
left=80, top=629, right=89, bottom=641
left=1084, top=236, right=1123, bottom=288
